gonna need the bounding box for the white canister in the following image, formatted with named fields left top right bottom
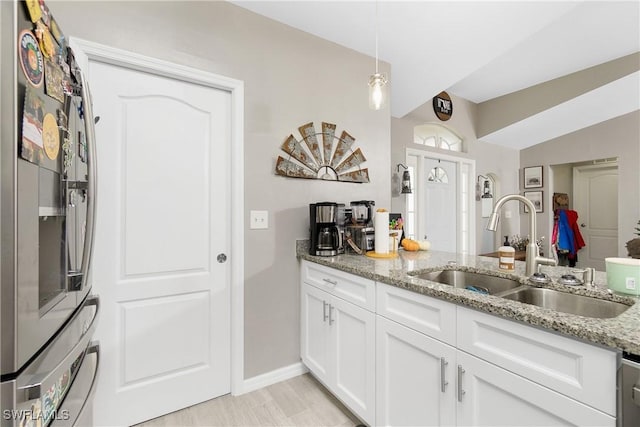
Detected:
left=498, top=246, right=515, bottom=270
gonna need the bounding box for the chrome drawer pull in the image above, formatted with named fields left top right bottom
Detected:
left=322, top=278, right=338, bottom=286
left=440, top=357, right=449, bottom=392
left=457, top=365, right=466, bottom=402
left=323, top=301, right=328, bottom=322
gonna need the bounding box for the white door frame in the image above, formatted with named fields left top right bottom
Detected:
left=573, top=161, right=619, bottom=262
left=69, top=38, right=245, bottom=395
left=406, top=148, right=476, bottom=255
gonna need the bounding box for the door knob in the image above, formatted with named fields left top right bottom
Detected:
left=217, top=253, right=227, bottom=263
left=580, top=223, right=586, bottom=228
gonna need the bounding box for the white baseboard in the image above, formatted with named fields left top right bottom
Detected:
left=239, top=362, right=309, bottom=395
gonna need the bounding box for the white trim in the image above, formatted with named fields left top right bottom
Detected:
left=406, top=148, right=476, bottom=254
left=69, top=38, right=246, bottom=395
left=242, top=362, right=309, bottom=394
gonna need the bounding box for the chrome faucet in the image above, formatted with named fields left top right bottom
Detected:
left=487, top=194, right=557, bottom=276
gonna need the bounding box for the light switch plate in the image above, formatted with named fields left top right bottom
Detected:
left=250, top=210, right=269, bottom=229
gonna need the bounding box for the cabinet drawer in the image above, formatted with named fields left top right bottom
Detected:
left=301, top=260, right=375, bottom=311
left=457, top=306, right=618, bottom=416
left=376, top=282, right=456, bottom=345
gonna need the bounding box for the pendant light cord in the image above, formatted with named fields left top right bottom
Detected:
left=375, top=0, right=379, bottom=74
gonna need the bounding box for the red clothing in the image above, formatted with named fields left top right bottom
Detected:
left=564, top=209, right=585, bottom=251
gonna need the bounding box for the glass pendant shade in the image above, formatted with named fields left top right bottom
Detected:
left=369, top=73, right=387, bottom=110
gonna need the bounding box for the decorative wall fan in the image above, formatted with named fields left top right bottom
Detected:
left=274, top=122, right=369, bottom=183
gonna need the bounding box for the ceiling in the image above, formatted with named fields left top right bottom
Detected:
left=231, top=1, right=640, bottom=149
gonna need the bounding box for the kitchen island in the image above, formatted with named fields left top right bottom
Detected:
left=297, top=241, right=640, bottom=426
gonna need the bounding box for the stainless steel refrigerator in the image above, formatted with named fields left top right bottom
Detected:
left=1, top=1, right=99, bottom=426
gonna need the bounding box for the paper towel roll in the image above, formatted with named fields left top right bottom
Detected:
left=374, top=211, right=389, bottom=254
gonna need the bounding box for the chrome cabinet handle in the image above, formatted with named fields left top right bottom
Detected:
left=79, top=72, right=98, bottom=290
left=633, top=384, right=640, bottom=405
left=440, top=357, right=449, bottom=392
left=323, top=301, right=328, bottom=322
left=323, top=278, right=338, bottom=286
left=329, top=305, right=335, bottom=325
left=457, top=365, right=466, bottom=402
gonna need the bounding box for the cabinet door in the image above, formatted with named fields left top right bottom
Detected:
left=457, top=306, right=617, bottom=415
left=376, top=316, right=456, bottom=427
left=300, top=282, right=330, bottom=381
left=331, top=296, right=376, bottom=426
left=456, top=351, right=615, bottom=427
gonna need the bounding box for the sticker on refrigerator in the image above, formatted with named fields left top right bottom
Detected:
left=57, top=109, right=69, bottom=133
left=18, top=30, right=44, bottom=88
left=44, top=59, right=65, bottom=103
left=41, top=383, right=57, bottom=424
left=24, top=0, right=42, bottom=23
left=21, top=88, right=45, bottom=165
left=17, top=399, right=42, bottom=427
left=49, top=17, right=65, bottom=45
left=62, top=136, right=74, bottom=175
left=78, top=131, right=87, bottom=163
left=38, top=0, right=52, bottom=26
left=35, top=21, right=57, bottom=59
left=42, top=113, right=60, bottom=160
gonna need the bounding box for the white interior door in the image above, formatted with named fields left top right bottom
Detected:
left=89, top=60, right=231, bottom=426
left=422, top=159, right=457, bottom=253
left=573, top=163, right=618, bottom=270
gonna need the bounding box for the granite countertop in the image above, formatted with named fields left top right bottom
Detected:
left=296, top=241, right=640, bottom=355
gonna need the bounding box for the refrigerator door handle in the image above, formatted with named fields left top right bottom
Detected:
left=79, top=72, right=98, bottom=289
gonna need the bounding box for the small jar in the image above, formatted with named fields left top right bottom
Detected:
left=498, top=245, right=515, bottom=271
left=389, top=232, right=399, bottom=253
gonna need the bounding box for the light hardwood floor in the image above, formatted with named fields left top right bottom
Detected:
left=134, top=373, right=363, bottom=427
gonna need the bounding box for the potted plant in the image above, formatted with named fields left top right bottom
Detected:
left=626, top=220, right=640, bottom=259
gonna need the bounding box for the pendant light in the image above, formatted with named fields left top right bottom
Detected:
left=369, top=0, right=387, bottom=110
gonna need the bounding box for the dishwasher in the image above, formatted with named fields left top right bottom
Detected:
left=620, top=353, right=640, bottom=427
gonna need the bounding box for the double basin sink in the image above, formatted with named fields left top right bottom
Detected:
left=410, top=269, right=632, bottom=319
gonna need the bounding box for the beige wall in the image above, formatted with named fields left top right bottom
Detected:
left=477, top=53, right=640, bottom=138
left=50, top=1, right=391, bottom=379
left=391, top=93, right=521, bottom=254
left=520, top=111, right=640, bottom=257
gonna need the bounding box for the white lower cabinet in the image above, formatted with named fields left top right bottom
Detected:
left=301, top=281, right=376, bottom=425
left=302, top=266, right=618, bottom=427
left=301, top=281, right=331, bottom=379
left=456, top=351, right=615, bottom=426
left=374, top=282, right=616, bottom=427
left=376, top=315, right=614, bottom=427
left=376, top=316, right=456, bottom=427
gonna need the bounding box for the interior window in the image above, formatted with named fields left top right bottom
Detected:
left=413, top=123, right=463, bottom=152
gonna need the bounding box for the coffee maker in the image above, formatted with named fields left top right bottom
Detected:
left=346, top=200, right=376, bottom=252
left=309, top=202, right=345, bottom=256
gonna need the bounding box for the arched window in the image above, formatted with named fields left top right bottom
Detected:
left=414, top=123, right=463, bottom=152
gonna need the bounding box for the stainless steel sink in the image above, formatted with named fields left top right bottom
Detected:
left=414, top=270, right=522, bottom=295
left=500, top=287, right=631, bottom=318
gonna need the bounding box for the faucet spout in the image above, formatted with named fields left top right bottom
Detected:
left=486, top=194, right=557, bottom=276
left=487, top=212, right=500, bottom=231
